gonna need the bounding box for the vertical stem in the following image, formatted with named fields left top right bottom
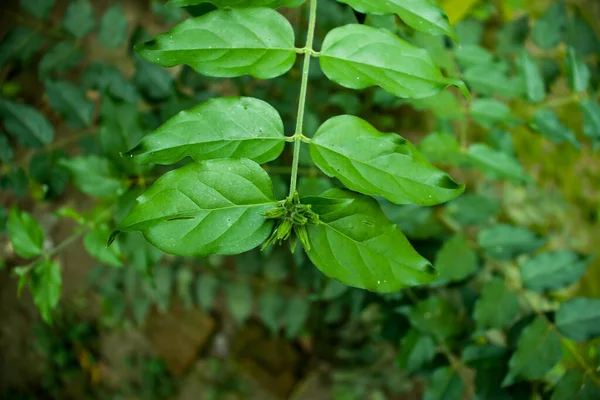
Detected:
left=288, top=0, right=318, bottom=197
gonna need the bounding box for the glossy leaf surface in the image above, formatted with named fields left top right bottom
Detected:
left=337, top=0, right=456, bottom=39
left=310, top=116, right=464, bottom=206
left=136, top=8, right=296, bottom=79
left=303, top=189, right=437, bottom=292
left=114, top=159, right=277, bottom=257
left=126, top=97, right=285, bottom=164
left=320, top=24, right=468, bottom=99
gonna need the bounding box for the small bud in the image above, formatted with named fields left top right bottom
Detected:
left=295, top=224, right=310, bottom=251
left=276, top=219, right=293, bottom=241
left=261, top=206, right=285, bottom=219
left=292, top=212, right=308, bottom=225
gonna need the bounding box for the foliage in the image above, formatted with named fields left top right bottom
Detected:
left=1, top=0, right=600, bottom=398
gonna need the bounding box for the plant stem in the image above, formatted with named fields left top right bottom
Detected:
left=288, top=0, right=317, bottom=198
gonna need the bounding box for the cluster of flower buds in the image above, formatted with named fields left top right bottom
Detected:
left=261, top=192, right=320, bottom=252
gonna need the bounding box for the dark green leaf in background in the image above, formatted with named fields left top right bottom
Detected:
left=99, top=4, right=128, bottom=48
left=466, top=144, right=530, bottom=184
left=532, top=2, right=565, bottom=50
left=444, top=193, right=500, bottom=227
left=7, top=208, right=44, bottom=259
left=521, top=251, right=591, bottom=292
left=432, top=235, right=477, bottom=286
left=196, top=273, right=219, bottom=311
left=45, top=80, right=94, bottom=128
left=84, top=225, right=123, bottom=268
left=403, top=296, right=459, bottom=340
left=566, top=47, right=590, bottom=93
left=114, top=158, right=276, bottom=256
left=285, top=295, right=310, bottom=338
left=258, top=290, right=284, bottom=334
left=136, top=8, right=296, bottom=79
left=38, top=41, right=83, bottom=77
left=530, top=109, right=580, bottom=148
left=518, top=50, right=545, bottom=103
left=396, top=329, right=436, bottom=373
left=225, top=282, right=253, bottom=324
left=304, top=189, right=437, bottom=292
left=126, top=97, right=285, bottom=165
left=0, top=133, right=13, bottom=163
left=551, top=369, right=600, bottom=400
left=99, top=97, right=144, bottom=155
left=62, top=0, right=95, bottom=39
left=473, top=278, right=520, bottom=331
left=453, top=44, right=493, bottom=68
left=60, top=155, right=127, bottom=198
left=477, top=224, right=544, bottom=260
left=463, top=63, right=522, bottom=99
left=0, top=97, right=54, bottom=148
left=29, top=259, right=61, bottom=323
left=580, top=100, right=600, bottom=144
left=20, top=0, right=55, bottom=19
left=320, top=24, right=468, bottom=99
left=556, top=297, right=600, bottom=342
left=310, top=116, right=464, bottom=206
left=470, top=98, right=519, bottom=128
left=134, top=58, right=174, bottom=100
left=502, top=317, right=561, bottom=386
left=424, top=367, right=463, bottom=400
left=337, top=0, right=456, bottom=39
left=0, top=27, right=45, bottom=69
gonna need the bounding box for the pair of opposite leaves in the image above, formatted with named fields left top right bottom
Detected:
left=112, top=6, right=467, bottom=292
left=112, top=97, right=464, bottom=292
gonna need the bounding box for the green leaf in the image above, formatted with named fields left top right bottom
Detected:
left=417, top=132, right=464, bottom=165
left=134, top=58, right=174, bottom=100
left=396, top=329, right=436, bottom=373
left=496, top=16, right=529, bottom=55
left=502, top=317, right=562, bottom=386
left=258, top=290, right=284, bottom=334
left=466, top=144, right=530, bottom=183
left=196, top=273, right=219, bottom=311
left=99, top=4, right=128, bottom=48
left=521, top=251, right=591, bottom=292
left=473, top=278, right=520, bottom=331
left=336, top=0, right=456, bottom=39
left=8, top=207, right=44, bottom=259
left=0, top=97, right=54, bottom=148
left=304, top=189, right=436, bottom=292
left=530, top=109, right=580, bottom=148
left=20, top=0, right=55, bottom=19
left=0, top=207, right=7, bottom=234
left=99, top=97, right=143, bottom=155
left=84, top=225, right=123, bottom=268
left=566, top=47, right=590, bottom=93
left=310, top=116, right=464, bottom=206
left=532, top=2, right=566, bottom=50
left=556, top=297, right=600, bottom=342
left=580, top=100, right=600, bottom=143
left=38, top=41, right=83, bottom=77
left=62, top=0, right=95, bottom=39
left=285, top=295, right=310, bottom=338
left=461, top=344, right=506, bottom=369
left=432, top=235, right=477, bottom=286
left=45, top=79, right=94, bottom=128
left=424, top=367, right=463, bottom=400
left=403, top=296, right=459, bottom=340
left=126, top=97, right=285, bottom=165
left=453, top=44, right=494, bottom=68
left=225, top=282, right=253, bottom=324
left=297, top=177, right=333, bottom=197
left=444, top=193, right=500, bottom=227
left=319, top=24, right=468, bottom=100
left=83, top=63, right=137, bottom=103
left=167, top=0, right=306, bottom=7
left=29, top=259, right=61, bottom=323
left=470, top=98, right=519, bottom=128
left=463, top=63, right=522, bottom=99
left=60, top=155, right=128, bottom=198
left=551, top=369, right=600, bottom=400
left=518, top=51, right=545, bottom=103
left=29, top=150, right=69, bottom=199
left=136, top=8, right=296, bottom=79
left=114, top=158, right=276, bottom=257
left=477, top=224, right=544, bottom=260
left=0, top=27, right=45, bottom=69
left=0, top=134, right=13, bottom=163
left=121, top=232, right=163, bottom=272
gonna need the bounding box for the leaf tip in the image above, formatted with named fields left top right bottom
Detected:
left=107, top=230, right=120, bottom=247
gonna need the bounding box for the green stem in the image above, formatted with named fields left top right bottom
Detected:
left=288, top=0, right=318, bottom=198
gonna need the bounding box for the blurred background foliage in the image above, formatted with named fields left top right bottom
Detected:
left=1, top=0, right=600, bottom=399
